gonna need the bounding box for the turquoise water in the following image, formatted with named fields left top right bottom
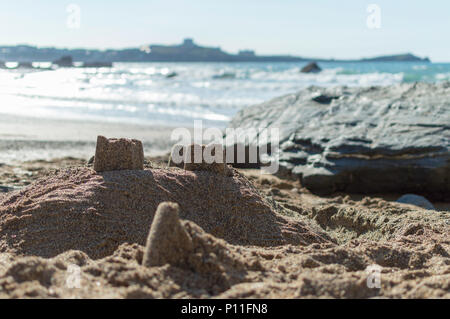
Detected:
left=328, top=62, right=450, bottom=82
left=0, top=61, right=448, bottom=127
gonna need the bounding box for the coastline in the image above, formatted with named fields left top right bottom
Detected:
left=0, top=156, right=449, bottom=298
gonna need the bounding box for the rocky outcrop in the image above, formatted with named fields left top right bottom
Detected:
left=227, top=82, right=450, bottom=199
left=17, top=62, right=33, bottom=69
left=0, top=186, right=13, bottom=193
left=301, top=62, right=321, bottom=73
left=165, top=72, right=178, bottom=78
left=52, top=55, right=73, bottom=67
left=396, top=194, right=435, bottom=210
left=81, top=62, right=113, bottom=68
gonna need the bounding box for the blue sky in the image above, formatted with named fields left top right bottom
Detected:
left=0, top=0, right=449, bottom=61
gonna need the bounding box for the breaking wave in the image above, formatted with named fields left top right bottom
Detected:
left=0, top=61, right=448, bottom=127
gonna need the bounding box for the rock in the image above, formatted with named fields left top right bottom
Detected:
left=142, top=202, right=193, bottom=267
left=17, top=62, right=33, bottom=69
left=81, top=62, right=113, bottom=68
left=52, top=56, right=73, bottom=67
left=396, top=194, right=435, bottom=210
left=269, top=188, right=282, bottom=196
left=165, top=72, right=178, bottom=78
left=301, top=62, right=321, bottom=73
left=213, top=72, right=235, bottom=79
left=93, top=136, right=144, bottom=172
left=227, top=82, right=450, bottom=200
left=273, top=182, right=293, bottom=190
left=0, top=186, right=14, bottom=193
left=312, top=94, right=339, bottom=104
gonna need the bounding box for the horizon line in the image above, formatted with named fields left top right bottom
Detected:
left=0, top=40, right=439, bottom=63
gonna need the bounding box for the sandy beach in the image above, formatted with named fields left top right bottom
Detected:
left=2, top=0, right=450, bottom=304
left=0, top=153, right=448, bottom=298
left=0, top=80, right=449, bottom=299
left=0, top=113, right=178, bottom=163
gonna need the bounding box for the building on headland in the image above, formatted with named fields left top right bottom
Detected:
left=238, top=50, right=255, bottom=57
left=148, top=38, right=229, bottom=61
left=181, top=38, right=195, bottom=48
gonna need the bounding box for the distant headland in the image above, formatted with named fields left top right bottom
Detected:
left=0, top=38, right=430, bottom=63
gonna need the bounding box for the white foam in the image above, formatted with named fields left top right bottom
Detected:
left=0, top=63, right=445, bottom=128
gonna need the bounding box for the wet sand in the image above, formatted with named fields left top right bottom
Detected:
left=0, top=113, right=179, bottom=163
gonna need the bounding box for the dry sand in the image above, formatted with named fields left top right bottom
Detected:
left=0, top=157, right=449, bottom=298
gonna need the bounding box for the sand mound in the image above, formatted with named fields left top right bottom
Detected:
left=0, top=167, right=330, bottom=258
left=0, top=200, right=260, bottom=298
left=1, top=160, right=447, bottom=298
left=1, top=226, right=448, bottom=298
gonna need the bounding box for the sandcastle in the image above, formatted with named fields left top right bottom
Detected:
left=143, top=202, right=193, bottom=267
left=0, top=137, right=331, bottom=258
left=94, top=135, right=144, bottom=172
left=169, top=143, right=233, bottom=176
left=142, top=201, right=248, bottom=280
left=0, top=165, right=332, bottom=258
left=94, top=137, right=231, bottom=176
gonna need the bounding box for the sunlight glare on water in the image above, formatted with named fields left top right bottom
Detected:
left=0, top=61, right=448, bottom=127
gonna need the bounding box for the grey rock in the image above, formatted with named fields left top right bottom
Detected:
left=166, top=72, right=178, bottom=78
left=301, top=62, right=321, bottom=73
left=52, top=55, right=74, bottom=67
left=0, top=185, right=20, bottom=193
left=17, top=62, right=33, bottom=69
left=227, top=82, right=450, bottom=199
left=0, top=186, right=13, bottom=193
left=81, top=62, right=113, bottom=68
left=213, top=72, right=236, bottom=79
left=396, top=194, right=435, bottom=210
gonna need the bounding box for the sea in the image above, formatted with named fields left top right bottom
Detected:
left=0, top=61, right=449, bottom=128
